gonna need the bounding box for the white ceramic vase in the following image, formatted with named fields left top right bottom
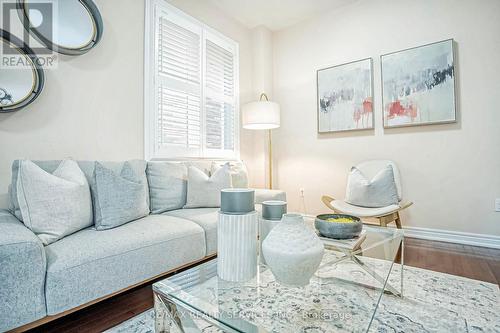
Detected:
left=259, top=218, right=280, bottom=264
left=217, top=211, right=258, bottom=282
left=262, top=213, right=324, bottom=287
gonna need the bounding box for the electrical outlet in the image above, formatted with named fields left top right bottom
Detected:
left=495, top=198, right=500, bottom=212
left=300, top=188, right=305, bottom=198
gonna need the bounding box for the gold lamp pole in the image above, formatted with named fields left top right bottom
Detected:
left=259, top=93, right=274, bottom=189
left=242, top=93, right=281, bottom=189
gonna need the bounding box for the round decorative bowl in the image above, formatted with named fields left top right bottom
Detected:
left=315, top=214, right=362, bottom=239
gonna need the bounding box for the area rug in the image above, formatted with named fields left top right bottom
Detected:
left=105, top=263, right=500, bottom=333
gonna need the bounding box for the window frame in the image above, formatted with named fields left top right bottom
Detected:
left=144, top=0, right=240, bottom=161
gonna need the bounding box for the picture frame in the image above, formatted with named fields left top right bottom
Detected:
left=317, top=58, right=374, bottom=133
left=381, top=39, right=457, bottom=128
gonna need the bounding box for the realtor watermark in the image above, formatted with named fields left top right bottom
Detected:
left=166, top=308, right=353, bottom=322
left=1, top=0, right=59, bottom=69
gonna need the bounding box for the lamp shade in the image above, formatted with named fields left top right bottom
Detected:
left=242, top=101, right=280, bottom=130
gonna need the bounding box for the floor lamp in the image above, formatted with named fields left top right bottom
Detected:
left=242, top=93, right=281, bottom=189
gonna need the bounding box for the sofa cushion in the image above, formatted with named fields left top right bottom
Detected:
left=163, top=208, right=219, bottom=255
left=147, top=161, right=188, bottom=214
left=16, top=160, right=93, bottom=245
left=44, top=214, right=206, bottom=315
left=211, top=161, right=249, bottom=188
left=9, top=160, right=149, bottom=222
left=0, top=210, right=47, bottom=332
left=92, top=162, right=149, bottom=230
left=184, top=165, right=231, bottom=208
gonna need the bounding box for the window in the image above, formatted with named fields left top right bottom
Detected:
left=144, top=0, right=239, bottom=160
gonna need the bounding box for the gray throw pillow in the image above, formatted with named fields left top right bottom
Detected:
left=146, top=161, right=188, bottom=214
left=16, top=160, right=93, bottom=245
left=92, top=161, right=149, bottom=230
left=184, top=164, right=231, bottom=208
left=345, top=165, right=399, bottom=208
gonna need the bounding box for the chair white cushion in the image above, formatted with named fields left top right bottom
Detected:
left=184, top=164, right=231, bottom=208
left=345, top=165, right=399, bottom=208
left=331, top=200, right=400, bottom=217
left=16, top=160, right=93, bottom=245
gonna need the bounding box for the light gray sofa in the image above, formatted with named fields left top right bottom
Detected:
left=0, top=159, right=285, bottom=332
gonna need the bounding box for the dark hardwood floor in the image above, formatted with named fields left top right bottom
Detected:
left=29, top=238, right=500, bottom=333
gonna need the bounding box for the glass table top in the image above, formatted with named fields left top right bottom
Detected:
left=153, top=225, right=404, bottom=333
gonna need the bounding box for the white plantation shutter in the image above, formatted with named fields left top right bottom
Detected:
left=147, top=1, right=239, bottom=159
left=204, top=37, right=236, bottom=156
left=154, top=9, right=202, bottom=157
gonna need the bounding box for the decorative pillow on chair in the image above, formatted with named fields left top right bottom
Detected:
left=15, top=160, right=93, bottom=245
left=211, top=161, right=249, bottom=188
left=345, top=165, right=399, bottom=208
left=92, top=161, right=149, bottom=230
left=184, top=164, right=232, bottom=208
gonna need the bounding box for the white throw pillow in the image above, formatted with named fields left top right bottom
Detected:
left=16, top=160, right=93, bottom=245
left=345, top=165, right=399, bottom=208
left=184, top=164, right=232, bottom=208
left=211, top=161, right=249, bottom=188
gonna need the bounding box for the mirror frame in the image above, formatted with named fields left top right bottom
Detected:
left=17, top=0, right=104, bottom=56
left=0, top=29, right=45, bottom=113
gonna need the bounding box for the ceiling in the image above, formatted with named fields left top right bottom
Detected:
left=207, top=0, right=358, bottom=31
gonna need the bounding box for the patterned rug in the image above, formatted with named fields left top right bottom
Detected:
left=105, top=263, right=500, bottom=333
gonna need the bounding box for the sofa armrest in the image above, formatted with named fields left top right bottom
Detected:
left=0, top=210, right=47, bottom=332
left=252, top=189, right=286, bottom=204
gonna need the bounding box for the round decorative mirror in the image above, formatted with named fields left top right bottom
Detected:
left=17, top=0, right=103, bottom=55
left=0, top=29, right=44, bottom=113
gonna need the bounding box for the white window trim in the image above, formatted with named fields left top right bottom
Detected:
left=144, top=0, right=240, bottom=161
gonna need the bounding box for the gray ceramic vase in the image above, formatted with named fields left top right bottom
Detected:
left=261, top=200, right=287, bottom=220
left=220, top=188, right=255, bottom=214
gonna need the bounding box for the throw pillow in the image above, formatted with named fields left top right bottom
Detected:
left=345, top=165, right=399, bottom=208
left=146, top=162, right=188, bottom=214
left=211, top=161, right=249, bottom=188
left=16, top=160, right=93, bottom=245
left=184, top=164, right=232, bottom=208
left=92, top=161, right=149, bottom=230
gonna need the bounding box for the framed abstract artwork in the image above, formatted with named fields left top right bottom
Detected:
left=317, top=58, right=373, bottom=133
left=381, top=39, right=456, bottom=128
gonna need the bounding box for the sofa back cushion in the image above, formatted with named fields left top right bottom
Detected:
left=9, top=160, right=149, bottom=223
left=146, top=161, right=188, bottom=214
left=15, top=160, right=93, bottom=245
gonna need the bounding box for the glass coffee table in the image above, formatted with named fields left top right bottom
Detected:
left=153, top=225, right=404, bottom=333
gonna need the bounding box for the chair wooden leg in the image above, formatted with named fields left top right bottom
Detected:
left=394, top=212, right=402, bottom=229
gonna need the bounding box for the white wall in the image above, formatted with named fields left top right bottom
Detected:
left=248, top=26, right=274, bottom=189
left=272, top=0, right=500, bottom=236
left=0, top=0, right=256, bottom=206
left=0, top=0, right=145, bottom=206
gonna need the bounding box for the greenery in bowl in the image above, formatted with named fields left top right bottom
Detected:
left=315, top=214, right=362, bottom=239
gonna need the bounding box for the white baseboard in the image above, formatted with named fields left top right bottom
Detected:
left=301, top=214, right=500, bottom=249
left=400, top=226, right=500, bottom=249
